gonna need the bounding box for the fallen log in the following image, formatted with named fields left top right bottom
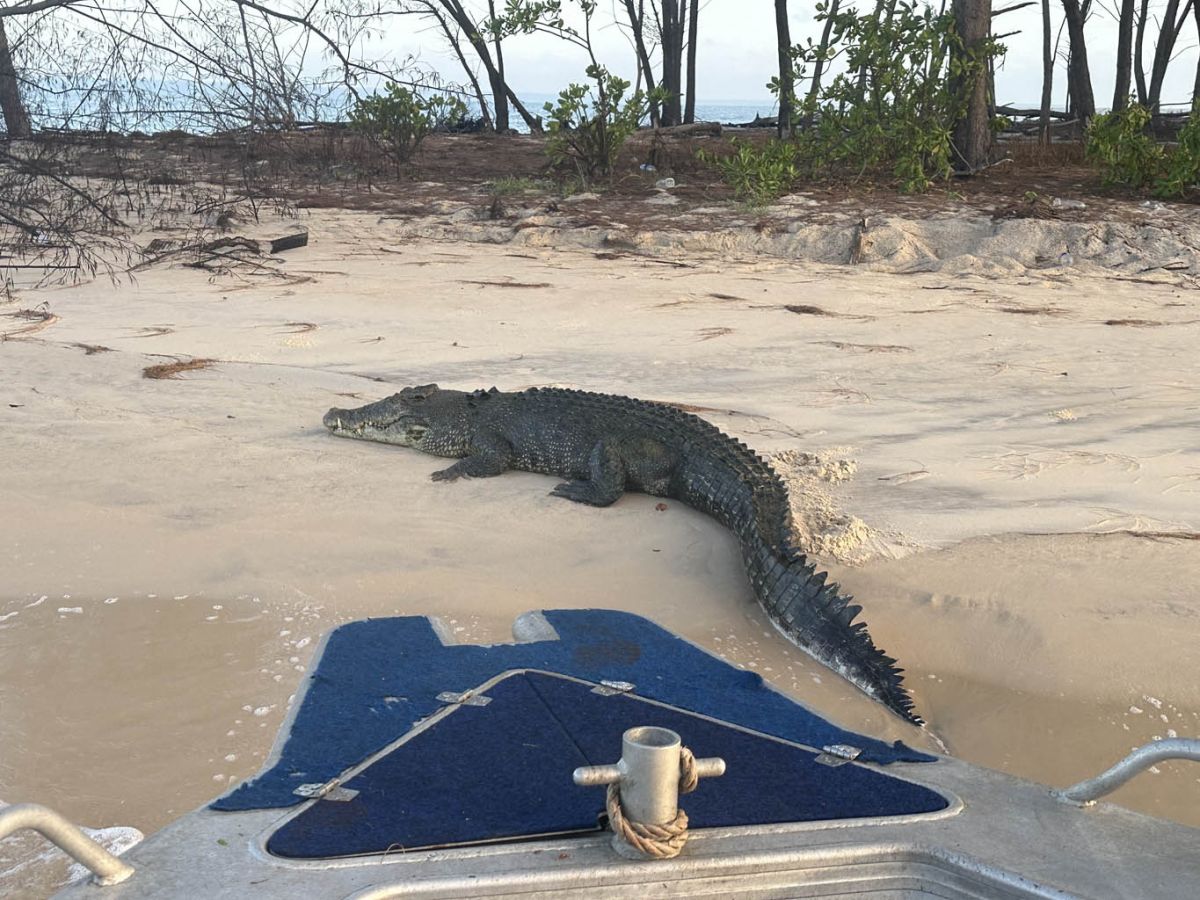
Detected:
left=995, top=105, right=1072, bottom=120
left=652, top=121, right=723, bottom=138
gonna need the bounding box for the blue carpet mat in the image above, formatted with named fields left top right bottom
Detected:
left=215, top=609, right=933, bottom=812
left=267, top=671, right=948, bottom=858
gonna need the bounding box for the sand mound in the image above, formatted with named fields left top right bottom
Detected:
left=390, top=199, right=1200, bottom=280
left=770, top=448, right=917, bottom=565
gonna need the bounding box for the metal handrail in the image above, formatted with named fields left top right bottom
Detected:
left=1053, top=738, right=1200, bottom=805
left=0, top=803, right=134, bottom=886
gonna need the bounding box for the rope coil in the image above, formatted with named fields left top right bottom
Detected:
left=605, top=746, right=698, bottom=859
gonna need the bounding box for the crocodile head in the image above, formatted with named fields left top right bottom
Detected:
left=323, top=383, right=453, bottom=449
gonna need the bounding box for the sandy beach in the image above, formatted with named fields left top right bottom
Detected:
left=2, top=201, right=1198, bottom=893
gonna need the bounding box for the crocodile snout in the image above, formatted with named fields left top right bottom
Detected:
left=323, top=408, right=345, bottom=431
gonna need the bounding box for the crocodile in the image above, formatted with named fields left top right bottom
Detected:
left=323, top=385, right=922, bottom=725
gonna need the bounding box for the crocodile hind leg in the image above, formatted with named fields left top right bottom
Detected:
left=549, top=440, right=626, bottom=507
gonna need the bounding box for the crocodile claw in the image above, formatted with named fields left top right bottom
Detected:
left=549, top=482, right=591, bottom=503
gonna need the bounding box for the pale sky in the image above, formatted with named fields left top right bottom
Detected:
left=382, top=1, right=1199, bottom=112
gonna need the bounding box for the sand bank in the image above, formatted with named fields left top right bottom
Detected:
left=2, top=205, right=1198, bottom=893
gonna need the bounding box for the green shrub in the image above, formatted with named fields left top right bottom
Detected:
left=1082, top=102, right=1200, bottom=198
left=543, top=65, right=652, bottom=181
left=700, top=139, right=799, bottom=205
left=1085, top=104, right=1163, bottom=189
left=740, top=0, right=1003, bottom=193
left=349, top=84, right=466, bottom=169
left=1155, top=102, right=1200, bottom=198
left=793, top=2, right=1001, bottom=191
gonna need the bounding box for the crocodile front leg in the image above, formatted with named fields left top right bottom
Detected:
left=549, top=440, right=626, bottom=507
left=431, top=433, right=513, bottom=482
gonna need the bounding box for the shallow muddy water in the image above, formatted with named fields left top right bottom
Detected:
left=1, top=530, right=1196, bottom=898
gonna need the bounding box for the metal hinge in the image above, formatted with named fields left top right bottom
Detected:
left=292, top=782, right=360, bottom=802
left=591, top=680, right=636, bottom=696
left=436, top=689, right=492, bottom=707
left=815, top=744, right=863, bottom=767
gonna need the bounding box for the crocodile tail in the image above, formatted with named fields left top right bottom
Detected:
left=744, top=536, right=923, bottom=726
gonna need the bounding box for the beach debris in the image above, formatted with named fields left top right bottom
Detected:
left=785, top=304, right=837, bottom=317
left=655, top=177, right=676, bottom=190
left=71, top=342, right=114, bottom=355
left=0, top=306, right=59, bottom=339
left=457, top=279, right=552, bottom=289
left=848, top=217, right=869, bottom=264
left=138, top=229, right=307, bottom=275
left=142, top=357, right=217, bottom=380
left=816, top=340, right=913, bottom=353
left=653, top=121, right=722, bottom=137
left=639, top=163, right=657, bottom=172
left=1051, top=197, right=1086, bottom=210
left=268, top=230, right=308, bottom=254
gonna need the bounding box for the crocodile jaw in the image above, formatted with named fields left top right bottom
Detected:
left=323, top=406, right=429, bottom=447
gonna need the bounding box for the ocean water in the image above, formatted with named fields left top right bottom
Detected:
left=24, top=79, right=777, bottom=134
left=502, top=94, right=779, bottom=132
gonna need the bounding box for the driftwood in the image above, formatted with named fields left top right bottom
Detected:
left=730, top=114, right=778, bottom=129
left=139, top=229, right=307, bottom=271
left=269, top=230, right=308, bottom=253
left=995, top=105, right=1072, bottom=120
left=652, top=121, right=722, bottom=138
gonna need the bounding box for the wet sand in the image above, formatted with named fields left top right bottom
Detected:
left=2, top=208, right=1198, bottom=893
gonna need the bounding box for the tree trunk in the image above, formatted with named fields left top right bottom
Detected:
left=660, top=0, right=684, bottom=126
left=1060, top=0, right=1095, bottom=122
left=684, top=0, right=698, bottom=123
left=1040, top=0, right=1053, bottom=141
left=1194, top=0, right=1200, bottom=106
left=774, top=0, right=794, bottom=138
left=803, top=0, right=840, bottom=130
left=486, top=67, right=510, bottom=132
left=503, top=83, right=542, bottom=133
left=437, top=1, right=510, bottom=132
left=623, top=0, right=660, bottom=126
left=1147, top=0, right=1192, bottom=111
left=951, top=0, right=992, bottom=171
left=1113, top=0, right=1135, bottom=111
left=1134, top=0, right=1149, bottom=104
left=429, top=5, right=493, bottom=130
left=488, top=0, right=509, bottom=131
left=0, top=17, right=32, bottom=139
